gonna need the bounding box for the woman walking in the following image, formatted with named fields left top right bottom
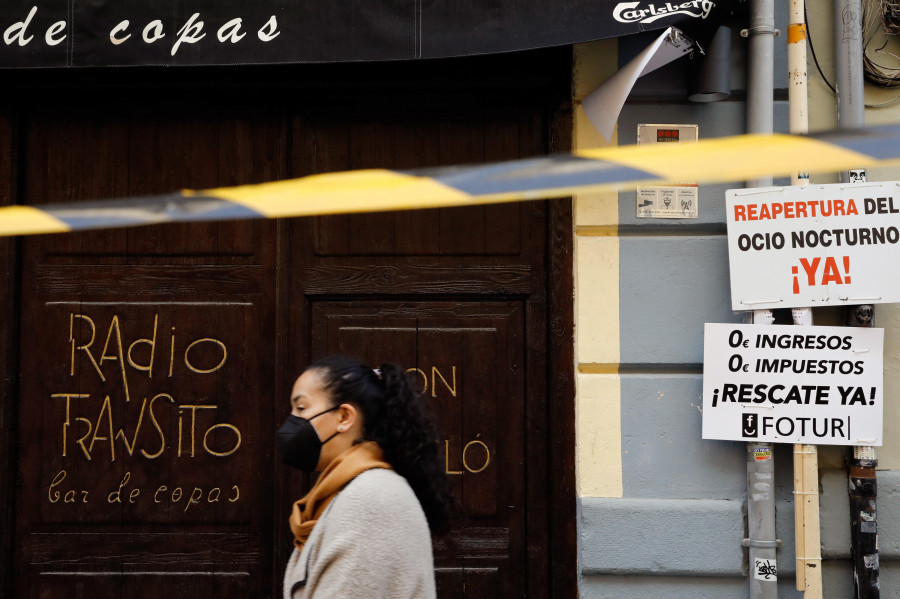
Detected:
left=277, top=355, right=452, bottom=599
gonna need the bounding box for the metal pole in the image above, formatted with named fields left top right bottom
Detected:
left=746, top=0, right=775, bottom=190
left=789, top=3, right=823, bottom=595
left=833, top=1, right=879, bottom=595
left=748, top=313, right=778, bottom=599
left=787, top=2, right=823, bottom=594
left=847, top=306, right=879, bottom=598
left=792, top=309, right=824, bottom=598
left=835, top=0, right=866, bottom=177
left=745, top=3, right=777, bottom=598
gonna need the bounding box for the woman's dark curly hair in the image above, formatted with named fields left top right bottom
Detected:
left=304, top=355, right=453, bottom=536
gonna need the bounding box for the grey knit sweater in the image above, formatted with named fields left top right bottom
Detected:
left=283, top=468, right=437, bottom=599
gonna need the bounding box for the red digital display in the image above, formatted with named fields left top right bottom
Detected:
left=656, top=129, right=680, bottom=142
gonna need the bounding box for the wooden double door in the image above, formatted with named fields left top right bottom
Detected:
left=1, top=54, right=574, bottom=599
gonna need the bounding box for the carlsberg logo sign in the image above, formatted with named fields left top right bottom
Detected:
left=613, top=0, right=715, bottom=23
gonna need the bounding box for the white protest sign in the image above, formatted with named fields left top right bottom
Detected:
left=726, top=182, right=900, bottom=310
left=702, top=323, right=884, bottom=446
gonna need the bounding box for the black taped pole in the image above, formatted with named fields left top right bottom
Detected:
left=847, top=304, right=879, bottom=598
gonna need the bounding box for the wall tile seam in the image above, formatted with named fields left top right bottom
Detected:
left=580, top=555, right=866, bottom=568
left=580, top=568, right=745, bottom=578
left=579, top=496, right=745, bottom=509
left=616, top=230, right=729, bottom=239
left=616, top=367, right=702, bottom=375
left=623, top=91, right=790, bottom=104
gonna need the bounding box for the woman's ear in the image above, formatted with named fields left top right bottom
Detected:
left=336, top=403, right=359, bottom=432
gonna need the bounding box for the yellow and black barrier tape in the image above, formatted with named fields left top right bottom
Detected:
left=0, top=125, right=897, bottom=237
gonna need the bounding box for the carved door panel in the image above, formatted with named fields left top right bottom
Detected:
left=281, top=96, right=555, bottom=599
left=310, top=302, right=526, bottom=598
left=15, top=106, right=281, bottom=599
left=7, top=50, right=574, bottom=599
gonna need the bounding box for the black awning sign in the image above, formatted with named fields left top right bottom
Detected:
left=0, top=1, right=740, bottom=68
left=613, top=1, right=715, bottom=24
left=107, top=14, right=282, bottom=57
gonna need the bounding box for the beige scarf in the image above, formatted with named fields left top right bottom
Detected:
left=289, top=441, right=391, bottom=551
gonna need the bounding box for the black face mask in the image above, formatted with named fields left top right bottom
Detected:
left=276, top=406, right=340, bottom=472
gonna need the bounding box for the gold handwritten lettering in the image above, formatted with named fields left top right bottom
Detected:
left=142, top=393, right=174, bottom=459
left=88, top=395, right=116, bottom=462
left=444, top=438, right=491, bottom=474
left=178, top=404, right=217, bottom=457
left=444, top=440, right=463, bottom=475
left=168, top=327, right=176, bottom=377
left=185, top=487, right=203, bottom=512
left=115, top=397, right=148, bottom=456
left=69, top=313, right=105, bottom=381
left=432, top=366, right=457, bottom=398
left=55, top=311, right=248, bottom=500
left=74, top=417, right=93, bottom=460
left=52, top=393, right=88, bottom=456
left=45, top=475, right=252, bottom=507
left=462, top=440, right=491, bottom=473
left=126, top=313, right=158, bottom=377
left=48, top=469, right=66, bottom=503
left=107, top=472, right=131, bottom=503
left=183, top=338, right=227, bottom=374
left=98, top=315, right=131, bottom=402
left=406, top=367, right=428, bottom=395
left=203, top=423, right=241, bottom=457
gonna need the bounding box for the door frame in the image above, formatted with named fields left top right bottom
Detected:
left=547, top=78, right=576, bottom=599
left=0, top=110, right=18, bottom=599
left=276, top=77, right=576, bottom=597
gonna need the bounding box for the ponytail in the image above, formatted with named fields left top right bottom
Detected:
left=306, top=356, right=453, bottom=535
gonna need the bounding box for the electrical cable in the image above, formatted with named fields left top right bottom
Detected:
left=805, top=0, right=838, bottom=93
left=805, top=0, right=900, bottom=105
left=879, top=0, right=900, bottom=34
left=862, top=0, right=900, bottom=88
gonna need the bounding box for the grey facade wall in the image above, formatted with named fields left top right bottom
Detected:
left=577, top=4, right=900, bottom=597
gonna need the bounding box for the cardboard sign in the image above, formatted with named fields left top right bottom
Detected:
left=726, top=182, right=900, bottom=310
left=702, top=323, right=884, bottom=446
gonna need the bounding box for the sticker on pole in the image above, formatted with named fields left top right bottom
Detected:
left=726, top=182, right=900, bottom=310
left=702, top=323, right=884, bottom=446
left=753, top=558, right=777, bottom=581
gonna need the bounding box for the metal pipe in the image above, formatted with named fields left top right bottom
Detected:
left=748, top=311, right=778, bottom=599
left=835, top=0, right=865, bottom=156
left=789, top=2, right=810, bottom=185
left=788, top=2, right=823, bottom=595
left=792, top=308, right=824, bottom=598
left=746, top=0, right=776, bottom=190
left=834, top=1, right=879, bottom=595
left=847, top=307, right=879, bottom=598
left=745, top=3, right=777, bottom=598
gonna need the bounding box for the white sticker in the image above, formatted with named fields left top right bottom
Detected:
left=754, top=558, right=777, bottom=581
